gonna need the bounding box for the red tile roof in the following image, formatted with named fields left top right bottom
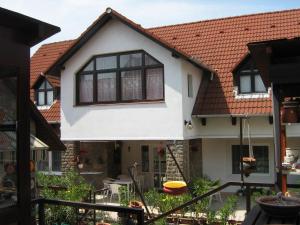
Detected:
left=38, top=100, right=61, bottom=123
left=31, top=8, right=300, bottom=117
left=148, top=8, right=300, bottom=115
left=30, top=40, right=74, bottom=122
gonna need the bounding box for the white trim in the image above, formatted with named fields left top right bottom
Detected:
left=61, top=136, right=185, bottom=141
left=37, top=105, right=52, bottom=110
left=192, top=114, right=271, bottom=118
left=233, top=86, right=271, bottom=99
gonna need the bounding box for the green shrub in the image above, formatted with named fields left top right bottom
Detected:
left=218, top=195, right=238, bottom=225
left=37, top=171, right=93, bottom=225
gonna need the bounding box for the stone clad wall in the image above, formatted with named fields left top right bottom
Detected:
left=166, top=140, right=189, bottom=181
left=62, top=141, right=80, bottom=172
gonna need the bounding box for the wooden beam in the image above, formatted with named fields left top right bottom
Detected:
left=272, top=84, right=281, bottom=188
left=280, top=124, right=287, bottom=194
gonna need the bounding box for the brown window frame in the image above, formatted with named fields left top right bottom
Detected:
left=235, top=59, right=267, bottom=94
left=76, top=50, right=164, bottom=105
left=35, top=79, right=54, bottom=106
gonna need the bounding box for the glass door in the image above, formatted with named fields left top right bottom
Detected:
left=153, top=146, right=166, bottom=188
left=0, top=69, right=18, bottom=209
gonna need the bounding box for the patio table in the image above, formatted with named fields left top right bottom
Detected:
left=242, top=205, right=299, bottom=225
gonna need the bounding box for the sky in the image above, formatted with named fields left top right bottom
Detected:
left=1, top=0, right=300, bottom=54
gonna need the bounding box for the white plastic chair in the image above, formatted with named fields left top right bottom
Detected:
left=109, top=183, right=121, bottom=202
left=101, top=180, right=111, bottom=202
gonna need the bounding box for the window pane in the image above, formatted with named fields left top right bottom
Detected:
left=145, top=54, right=160, bottom=66
left=83, top=61, right=94, bottom=72
left=232, top=145, right=249, bottom=174
left=38, top=92, right=45, bottom=105
left=0, top=132, right=17, bottom=207
left=38, top=81, right=45, bottom=90
left=254, top=74, right=266, bottom=92
left=0, top=76, right=17, bottom=124
left=52, top=151, right=61, bottom=171
left=120, top=53, right=142, bottom=68
left=121, top=70, right=142, bottom=100
left=188, top=74, right=193, bottom=98
left=240, top=75, right=251, bottom=93
left=47, top=91, right=54, bottom=105
left=253, top=146, right=269, bottom=173
left=79, top=74, right=93, bottom=103
left=96, top=56, right=117, bottom=70
left=97, top=72, right=116, bottom=102
left=141, top=145, right=149, bottom=172
left=37, top=150, right=48, bottom=171
left=146, top=68, right=164, bottom=100
left=46, top=80, right=52, bottom=89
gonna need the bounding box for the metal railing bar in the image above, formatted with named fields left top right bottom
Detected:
left=145, top=181, right=275, bottom=225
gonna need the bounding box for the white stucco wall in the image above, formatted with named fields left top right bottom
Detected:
left=202, top=137, right=300, bottom=191
left=181, top=60, right=203, bottom=139
left=202, top=138, right=276, bottom=191
left=188, top=116, right=300, bottom=139
left=60, top=19, right=202, bottom=141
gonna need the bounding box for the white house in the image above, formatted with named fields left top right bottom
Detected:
left=31, top=8, right=300, bottom=189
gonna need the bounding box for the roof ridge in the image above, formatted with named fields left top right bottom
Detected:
left=41, top=39, right=75, bottom=46
left=148, top=7, right=300, bottom=30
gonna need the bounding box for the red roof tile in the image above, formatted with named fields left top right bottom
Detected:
left=148, top=8, right=300, bottom=115
left=30, top=40, right=74, bottom=122
left=31, top=8, right=300, bottom=117
left=39, top=100, right=61, bottom=123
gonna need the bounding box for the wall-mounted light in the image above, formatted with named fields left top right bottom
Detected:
left=184, top=120, right=193, bottom=129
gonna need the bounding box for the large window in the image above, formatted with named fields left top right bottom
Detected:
left=76, top=51, right=164, bottom=104
left=36, top=80, right=54, bottom=106
left=232, top=145, right=269, bottom=174
left=235, top=58, right=267, bottom=94
left=31, top=150, right=61, bottom=172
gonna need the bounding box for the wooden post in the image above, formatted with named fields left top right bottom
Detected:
left=38, top=200, right=45, bottom=225
left=245, top=184, right=251, bottom=213
left=272, top=84, right=283, bottom=191
left=280, top=117, right=287, bottom=194
left=239, top=117, right=244, bottom=185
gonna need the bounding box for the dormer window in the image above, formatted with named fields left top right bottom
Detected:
left=36, top=80, right=54, bottom=106
left=234, top=56, right=267, bottom=94
left=76, top=50, right=164, bottom=105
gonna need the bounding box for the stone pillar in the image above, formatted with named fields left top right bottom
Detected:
left=166, top=140, right=189, bottom=181
left=61, top=141, right=80, bottom=172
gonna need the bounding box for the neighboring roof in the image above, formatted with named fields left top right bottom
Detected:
left=46, top=7, right=214, bottom=76
left=31, top=8, right=300, bottom=117
left=39, top=100, right=61, bottom=123
left=148, top=8, right=300, bottom=116
left=30, top=101, right=65, bottom=151
left=0, top=7, right=60, bottom=46
left=30, top=40, right=74, bottom=89
left=32, top=74, right=60, bottom=89
left=30, top=40, right=74, bottom=122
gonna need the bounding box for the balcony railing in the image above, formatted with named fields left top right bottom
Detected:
left=32, top=181, right=280, bottom=225
left=32, top=198, right=144, bottom=225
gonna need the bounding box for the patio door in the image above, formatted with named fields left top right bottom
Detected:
left=153, top=146, right=166, bottom=188
left=141, top=144, right=166, bottom=189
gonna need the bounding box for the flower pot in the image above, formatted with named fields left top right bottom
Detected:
left=129, top=200, right=143, bottom=208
